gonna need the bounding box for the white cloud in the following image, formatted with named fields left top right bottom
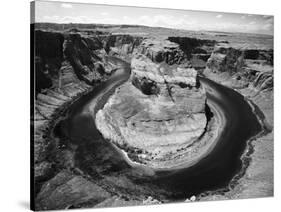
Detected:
left=216, top=14, right=223, bottom=18
left=61, top=3, right=73, bottom=9
left=101, top=12, right=109, bottom=16
left=39, top=13, right=272, bottom=35
left=262, top=23, right=273, bottom=31
left=43, top=15, right=60, bottom=22
left=43, top=15, right=93, bottom=23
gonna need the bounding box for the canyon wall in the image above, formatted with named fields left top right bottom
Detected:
left=204, top=43, right=273, bottom=91
left=33, top=29, right=143, bottom=200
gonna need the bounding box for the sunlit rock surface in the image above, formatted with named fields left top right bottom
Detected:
left=96, top=39, right=209, bottom=168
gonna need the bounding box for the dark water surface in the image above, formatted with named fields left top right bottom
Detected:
left=54, top=57, right=262, bottom=201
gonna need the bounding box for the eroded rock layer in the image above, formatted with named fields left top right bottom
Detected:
left=33, top=28, right=144, bottom=209
left=96, top=39, right=210, bottom=168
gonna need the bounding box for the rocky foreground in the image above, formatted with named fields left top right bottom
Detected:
left=32, top=24, right=273, bottom=210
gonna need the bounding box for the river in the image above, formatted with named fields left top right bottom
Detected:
left=53, top=56, right=262, bottom=201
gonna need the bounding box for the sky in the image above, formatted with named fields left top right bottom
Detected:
left=34, top=1, right=274, bottom=35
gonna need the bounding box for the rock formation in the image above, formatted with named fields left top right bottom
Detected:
left=32, top=29, right=144, bottom=208
left=206, top=43, right=244, bottom=74
left=201, top=42, right=273, bottom=201
left=96, top=38, right=211, bottom=168
left=100, top=34, right=143, bottom=59
left=168, top=36, right=216, bottom=70
left=204, top=43, right=273, bottom=90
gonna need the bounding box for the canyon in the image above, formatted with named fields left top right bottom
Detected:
left=32, top=23, right=273, bottom=210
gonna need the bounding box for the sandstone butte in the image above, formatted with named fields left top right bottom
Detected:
left=95, top=38, right=220, bottom=169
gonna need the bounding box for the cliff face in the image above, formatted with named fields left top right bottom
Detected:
left=204, top=43, right=273, bottom=91
left=206, top=44, right=244, bottom=74
left=102, top=34, right=143, bottom=54
left=63, top=33, right=105, bottom=84
left=96, top=38, right=208, bottom=168
left=35, top=30, right=143, bottom=90
left=168, top=37, right=216, bottom=70
left=33, top=29, right=144, bottom=201
left=35, top=30, right=64, bottom=94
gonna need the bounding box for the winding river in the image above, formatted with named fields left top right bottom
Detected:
left=53, top=57, right=262, bottom=201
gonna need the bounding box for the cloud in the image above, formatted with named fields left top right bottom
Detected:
left=241, top=15, right=246, bottom=19
left=61, top=3, right=73, bottom=9
left=43, top=15, right=93, bottom=23
left=121, top=14, right=194, bottom=29
left=40, top=13, right=272, bottom=35
left=101, top=12, right=109, bottom=16
left=43, top=15, right=60, bottom=22
left=216, top=14, right=223, bottom=18
left=262, top=17, right=273, bottom=31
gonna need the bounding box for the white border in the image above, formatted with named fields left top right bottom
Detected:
left=0, top=0, right=279, bottom=211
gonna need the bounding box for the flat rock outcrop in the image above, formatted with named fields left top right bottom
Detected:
left=136, top=39, right=187, bottom=65
left=96, top=38, right=210, bottom=168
